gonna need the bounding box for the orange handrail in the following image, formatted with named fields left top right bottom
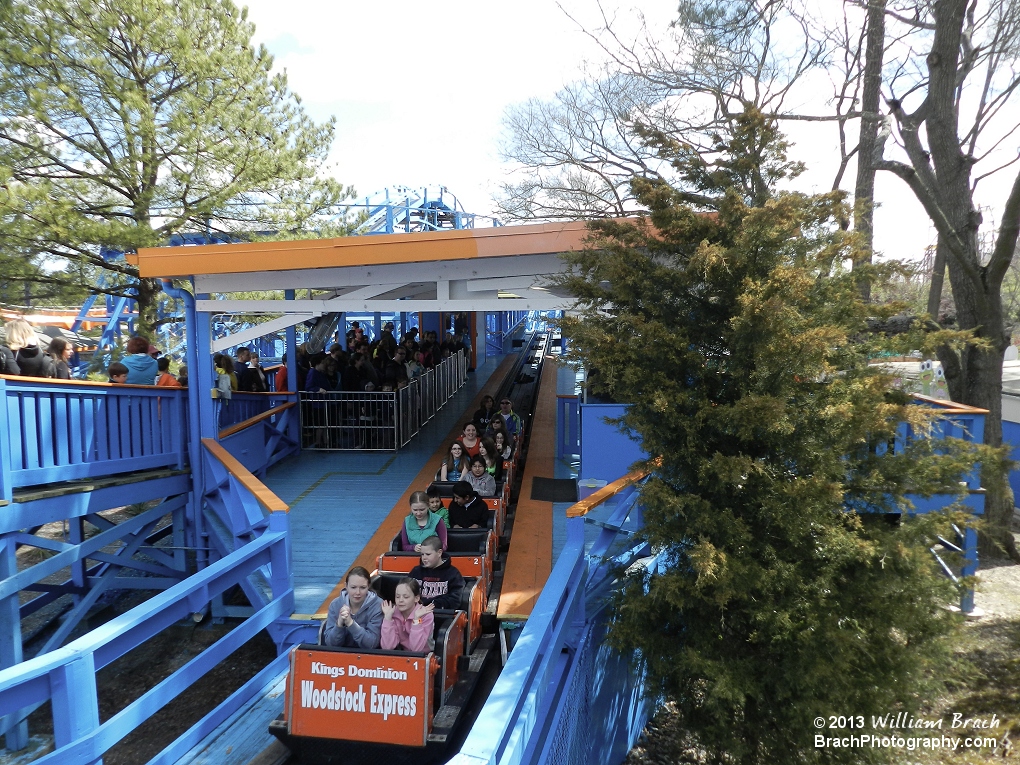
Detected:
left=566, top=467, right=651, bottom=518
left=200, top=437, right=289, bottom=513
left=217, top=402, right=296, bottom=439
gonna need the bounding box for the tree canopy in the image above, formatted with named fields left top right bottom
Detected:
left=0, top=0, right=354, bottom=329
left=561, top=114, right=983, bottom=764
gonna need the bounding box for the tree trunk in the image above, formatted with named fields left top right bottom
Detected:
left=134, top=277, right=160, bottom=341
left=852, top=0, right=886, bottom=303
left=939, top=223, right=1015, bottom=558
left=927, top=239, right=948, bottom=319
left=915, top=0, right=1018, bottom=559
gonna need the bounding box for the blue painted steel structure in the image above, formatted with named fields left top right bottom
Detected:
left=352, top=186, right=500, bottom=235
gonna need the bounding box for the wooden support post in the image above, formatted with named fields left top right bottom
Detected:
left=50, top=653, right=100, bottom=751
left=70, top=516, right=86, bottom=605
left=0, top=534, right=27, bottom=750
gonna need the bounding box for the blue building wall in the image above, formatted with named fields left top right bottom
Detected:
left=1002, top=419, right=1020, bottom=501
left=579, top=404, right=648, bottom=483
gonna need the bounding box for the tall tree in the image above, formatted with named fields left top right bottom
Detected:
left=871, top=0, right=1020, bottom=554
left=561, top=113, right=981, bottom=765
left=0, top=0, right=354, bottom=332
left=497, top=1, right=830, bottom=221
left=501, top=0, right=1020, bottom=553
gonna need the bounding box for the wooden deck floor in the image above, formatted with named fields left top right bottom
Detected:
left=262, top=355, right=509, bottom=617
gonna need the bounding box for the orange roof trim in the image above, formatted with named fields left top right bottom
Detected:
left=134, top=220, right=593, bottom=279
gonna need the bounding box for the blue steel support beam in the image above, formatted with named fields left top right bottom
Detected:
left=285, top=291, right=297, bottom=398
left=194, top=296, right=217, bottom=573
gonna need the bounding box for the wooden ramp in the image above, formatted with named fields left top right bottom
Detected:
left=311, top=354, right=519, bottom=619
left=497, top=361, right=559, bottom=621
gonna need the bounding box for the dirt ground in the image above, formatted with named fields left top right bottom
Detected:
left=624, top=537, right=1020, bottom=764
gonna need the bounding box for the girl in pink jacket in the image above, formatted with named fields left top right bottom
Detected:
left=381, top=577, right=434, bottom=652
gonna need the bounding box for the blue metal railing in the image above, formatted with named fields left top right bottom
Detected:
left=214, top=391, right=296, bottom=432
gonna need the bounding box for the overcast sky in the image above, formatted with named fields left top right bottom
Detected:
left=240, top=0, right=1014, bottom=263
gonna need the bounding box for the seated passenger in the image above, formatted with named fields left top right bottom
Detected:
left=477, top=438, right=503, bottom=481
left=460, top=422, right=481, bottom=457
left=322, top=566, right=383, bottom=649
left=426, top=485, right=450, bottom=527
left=438, top=441, right=469, bottom=482
left=493, top=430, right=514, bottom=461
left=381, top=577, right=434, bottom=652
left=401, top=490, right=448, bottom=552
left=465, top=455, right=496, bottom=497
left=472, top=395, right=497, bottom=431
left=448, top=481, right=489, bottom=529
left=409, top=536, right=465, bottom=610
left=485, top=414, right=513, bottom=446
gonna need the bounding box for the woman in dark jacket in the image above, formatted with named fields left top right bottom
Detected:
left=6, top=319, right=52, bottom=378
left=47, top=337, right=72, bottom=379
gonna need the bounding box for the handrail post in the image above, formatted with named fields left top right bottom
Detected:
left=50, top=653, right=100, bottom=751
left=0, top=528, right=26, bottom=750
left=268, top=511, right=292, bottom=601
left=0, top=378, right=10, bottom=504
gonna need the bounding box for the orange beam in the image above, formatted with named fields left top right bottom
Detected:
left=200, top=438, right=289, bottom=513
left=130, top=220, right=591, bottom=278
left=217, top=402, right=296, bottom=439
left=496, top=361, right=559, bottom=621
left=310, top=354, right=520, bottom=620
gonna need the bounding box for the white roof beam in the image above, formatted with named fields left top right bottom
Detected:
left=210, top=313, right=315, bottom=353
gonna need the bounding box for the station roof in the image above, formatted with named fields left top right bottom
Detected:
left=130, top=220, right=598, bottom=352
left=130, top=220, right=588, bottom=282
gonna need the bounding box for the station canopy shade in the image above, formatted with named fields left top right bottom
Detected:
left=129, top=222, right=601, bottom=331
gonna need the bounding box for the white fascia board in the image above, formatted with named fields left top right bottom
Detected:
left=201, top=297, right=571, bottom=313
left=193, top=253, right=568, bottom=293
left=465, top=275, right=553, bottom=292
left=196, top=299, right=331, bottom=313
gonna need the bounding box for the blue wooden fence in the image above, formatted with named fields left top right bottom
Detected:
left=0, top=441, right=293, bottom=763
left=450, top=477, right=654, bottom=765
left=0, top=376, right=188, bottom=501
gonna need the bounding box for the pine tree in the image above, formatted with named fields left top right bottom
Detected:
left=0, top=0, right=354, bottom=332
left=561, top=113, right=983, bottom=764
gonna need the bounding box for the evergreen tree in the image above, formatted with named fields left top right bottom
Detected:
left=561, top=113, right=983, bottom=764
left=0, top=0, right=354, bottom=332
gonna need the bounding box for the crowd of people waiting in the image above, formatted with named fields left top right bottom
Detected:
left=292, top=323, right=472, bottom=395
